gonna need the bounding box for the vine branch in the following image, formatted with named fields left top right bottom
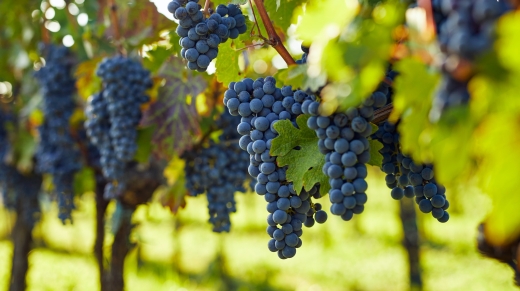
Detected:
left=41, top=4, right=51, bottom=44
left=64, top=0, right=79, bottom=37
left=203, top=0, right=211, bottom=16
left=418, top=0, right=435, bottom=37
left=251, top=0, right=296, bottom=66
left=373, top=103, right=393, bottom=125
left=107, top=0, right=123, bottom=53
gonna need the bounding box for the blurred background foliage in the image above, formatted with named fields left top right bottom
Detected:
left=0, top=173, right=518, bottom=291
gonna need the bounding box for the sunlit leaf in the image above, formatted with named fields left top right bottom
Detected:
left=75, top=57, right=103, bottom=100
left=160, top=155, right=187, bottom=214
left=215, top=40, right=242, bottom=86
left=477, top=115, right=520, bottom=246
left=295, top=0, right=358, bottom=43
left=264, top=0, right=305, bottom=33
left=271, top=115, right=329, bottom=196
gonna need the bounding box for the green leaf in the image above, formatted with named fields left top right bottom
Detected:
left=295, top=0, right=358, bottom=43
left=495, top=12, right=520, bottom=74
left=264, top=0, right=305, bottom=33
left=11, top=128, right=36, bottom=172
left=476, top=115, right=520, bottom=246
left=134, top=126, right=156, bottom=163
left=161, top=155, right=187, bottom=214
left=392, top=57, right=439, bottom=162
left=143, top=46, right=173, bottom=73
left=271, top=115, right=329, bottom=196
left=367, top=139, right=383, bottom=167
left=215, top=40, right=242, bottom=87
left=274, top=64, right=306, bottom=89
left=370, top=122, right=378, bottom=135
left=75, top=57, right=103, bottom=101
left=237, top=19, right=254, bottom=43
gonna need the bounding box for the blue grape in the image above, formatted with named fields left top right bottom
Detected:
left=87, top=56, right=152, bottom=200
left=183, top=111, right=251, bottom=232
left=34, top=44, right=81, bottom=223
left=185, top=48, right=199, bottom=62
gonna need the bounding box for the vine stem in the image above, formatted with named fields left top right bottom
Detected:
left=203, top=0, right=211, bottom=16
left=373, top=104, right=393, bottom=125
left=251, top=0, right=296, bottom=66
left=64, top=0, right=79, bottom=36
left=41, top=4, right=51, bottom=44
left=372, top=77, right=395, bottom=124
left=107, top=0, right=123, bottom=53
left=418, top=0, right=435, bottom=37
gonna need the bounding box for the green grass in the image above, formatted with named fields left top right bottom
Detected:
left=0, top=170, right=517, bottom=291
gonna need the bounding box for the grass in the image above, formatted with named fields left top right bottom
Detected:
left=0, top=169, right=517, bottom=291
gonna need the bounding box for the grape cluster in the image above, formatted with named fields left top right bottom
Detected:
left=34, top=44, right=81, bottom=223
left=183, top=111, right=250, bottom=232
left=430, top=0, right=511, bottom=120
left=85, top=56, right=152, bottom=198
left=224, top=76, right=328, bottom=259
left=373, top=121, right=450, bottom=222
left=168, top=0, right=248, bottom=72
left=0, top=109, right=42, bottom=226
left=0, top=110, right=12, bottom=208
left=302, top=80, right=391, bottom=220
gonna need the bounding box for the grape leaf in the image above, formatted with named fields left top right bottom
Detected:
left=116, top=0, right=172, bottom=48
left=271, top=114, right=329, bottom=196
left=75, top=57, right=103, bottom=101
left=140, top=57, right=206, bottom=159
left=295, top=0, right=358, bottom=43
left=134, top=126, right=156, bottom=163
left=368, top=139, right=383, bottom=167
left=215, top=40, right=242, bottom=87
left=475, top=13, right=520, bottom=246
left=160, top=155, right=187, bottom=214
left=264, top=0, right=305, bottom=33
left=274, top=64, right=307, bottom=89
left=143, top=46, right=173, bottom=73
